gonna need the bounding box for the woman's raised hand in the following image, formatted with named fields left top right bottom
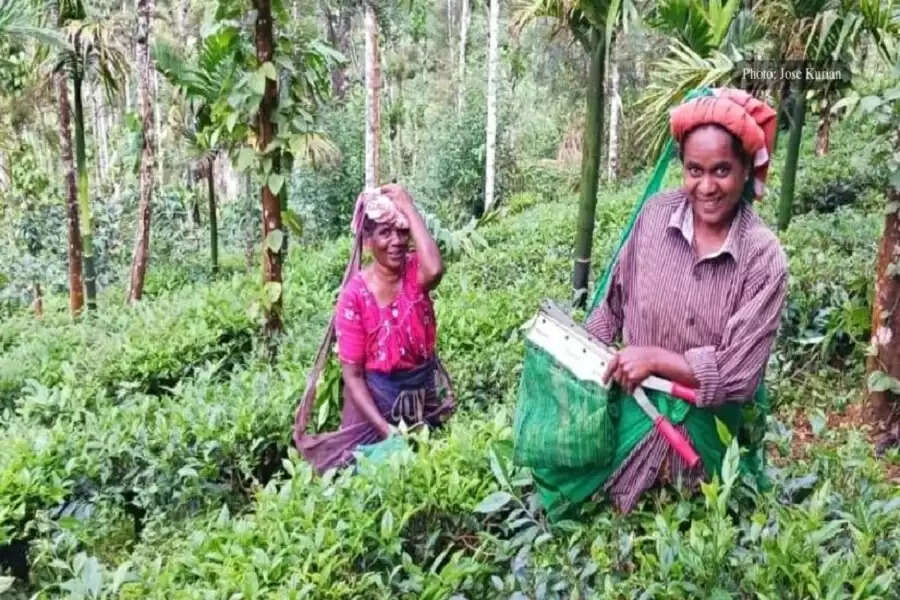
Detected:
left=379, top=183, right=415, bottom=215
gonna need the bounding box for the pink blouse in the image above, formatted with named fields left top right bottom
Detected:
left=335, top=253, right=437, bottom=373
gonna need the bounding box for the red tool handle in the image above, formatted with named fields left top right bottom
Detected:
left=654, top=416, right=701, bottom=468
left=670, top=382, right=698, bottom=404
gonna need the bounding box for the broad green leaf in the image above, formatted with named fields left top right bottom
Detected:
left=0, top=577, right=14, bottom=594
left=868, top=370, right=900, bottom=394
left=235, top=147, right=256, bottom=172
left=250, top=70, right=267, bottom=95
left=264, top=281, right=283, bottom=306
left=260, top=61, right=278, bottom=81
left=859, top=95, right=884, bottom=113
left=473, top=491, right=513, bottom=514
left=316, top=399, right=329, bottom=430
left=267, top=173, right=284, bottom=196
left=265, top=229, right=284, bottom=253
left=225, top=111, right=239, bottom=133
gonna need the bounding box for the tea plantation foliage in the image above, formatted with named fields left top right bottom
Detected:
left=2, top=126, right=899, bottom=598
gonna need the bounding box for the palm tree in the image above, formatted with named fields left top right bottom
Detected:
left=513, top=0, right=639, bottom=305
left=57, top=1, right=128, bottom=309
left=0, top=0, right=67, bottom=47
left=127, top=0, right=155, bottom=303
left=632, top=0, right=764, bottom=162
left=154, top=27, right=243, bottom=275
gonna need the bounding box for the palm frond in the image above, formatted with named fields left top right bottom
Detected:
left=632, top=41, right=734, bottom=160
left=290, top=132, right=341, bottom=170
left=0, top=0, right=70, bottom=49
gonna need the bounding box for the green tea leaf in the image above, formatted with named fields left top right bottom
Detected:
left=282, top=209, right=304, bottom=237
left=380, top=509, right=394, bottom=539
left=474, top=491, right=513, bottom=514
left=714, top=417, right=733, bottom=446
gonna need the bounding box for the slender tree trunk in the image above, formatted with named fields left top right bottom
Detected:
left=777, top=77, right=806, bottom=231
left=154, top=71, right=163, bottom=186
left=815, top=96, right=832, bottom=157
left=572, top=30, right=606, bottom=306
left=606, top=35, right=621, bottom=181
left=774, top=76, right=791, bottom=152
left=364, top=1, right=380, bottom=188
left=865, top=188, right=900, bottom=441
left=73, top=72, right=98, bottom=310
left=483, top=0, right=499, bottom=213
left=32, top=282, right=43, bottom=318
left=56, top=64, right=85, bottom=315
left=128, top=0, right=156, bottom=304
left=254, top=0, right=283, bottom=339
left=208, top=161, right=218, bottom=275
left=322, top=1, right=351, bottom=100
left=456, top=0, right=470, bottom=115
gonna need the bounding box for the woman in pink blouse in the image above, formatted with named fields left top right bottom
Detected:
left=307, top=184, right=454, bottom=470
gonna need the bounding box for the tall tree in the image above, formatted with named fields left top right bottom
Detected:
left=59, top=6, right=128, bottom=309
left=605, top=32, right=621, bottom=180
left=321, top=0, right=352, bottom=100
left=127, top=0, right=156, bottom=303
left=483, top=0, right=499, bottom=211
left=457, top=0, right=470, bottom=114
left=254, top=0, right=284, bottom=338
left=364, top=0, right=380, bottom=187
left=51, top=4, right=84, bottom=316
left=515, top=0, right=638, bottom=304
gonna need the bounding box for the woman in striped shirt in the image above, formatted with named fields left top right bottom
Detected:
left=586, top=89, right=788, bottom=512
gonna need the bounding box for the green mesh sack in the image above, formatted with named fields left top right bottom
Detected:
left=513, top=340, right=617, bottom=469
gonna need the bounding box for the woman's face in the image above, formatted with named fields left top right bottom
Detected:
left=681, top=125, right=749, bottom=229
left=367, top=223, right=410, bottom=270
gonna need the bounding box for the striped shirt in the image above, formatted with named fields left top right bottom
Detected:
left=586, top=188, right=788, bottom=512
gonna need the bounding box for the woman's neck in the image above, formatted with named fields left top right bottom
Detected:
left=371, top=261, right=402, bottom=284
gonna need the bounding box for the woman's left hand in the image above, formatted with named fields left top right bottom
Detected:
left=379, top=183, right=415, bottom=215
left=603, top=346, right=660, bottom=394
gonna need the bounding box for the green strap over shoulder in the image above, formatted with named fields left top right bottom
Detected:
left=588, top=87, right=715, bottom=314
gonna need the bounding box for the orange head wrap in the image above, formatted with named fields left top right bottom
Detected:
left=669, top=88, right=777, bottom=199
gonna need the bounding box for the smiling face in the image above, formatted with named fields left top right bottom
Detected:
left=681, top=125, right=751, bottom=229
left=366, top=221, right=410, bottom=270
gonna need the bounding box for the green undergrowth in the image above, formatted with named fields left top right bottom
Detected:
left=2, top=122, right=894, bottom=597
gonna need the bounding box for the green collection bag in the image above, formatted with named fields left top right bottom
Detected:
left=513, top=339, right=617, bottom=470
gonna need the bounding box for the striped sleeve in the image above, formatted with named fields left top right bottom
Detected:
left=684, top=244, right=788, bottom=406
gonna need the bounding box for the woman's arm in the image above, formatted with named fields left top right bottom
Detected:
left=380, top=184, right=444, bottom=290
left=606, top=250, right=788, bottom=405
left=342, top=363, right=393, bottom=439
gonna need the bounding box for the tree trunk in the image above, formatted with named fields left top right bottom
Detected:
left=606, top=35, right=621, bottom=181
left=777, top=77, right=806, bottom=232
left=73, top=72, right=97, bottom=310
left=128, top=0, right=156, bottom=304
left=56, top=60, right=84, bottom=316
left=815, top=96, right=832, bottom=157
left=572, top=30, right=606, bottom=306
left=208, top=161, right=218, bottom=275
left=254, top=0, right=283, bottom=339
left=154, top=71, right=163, bottom=186
left=364, top=1, right=380, bottom=188
left=32, top=282, right=43, bottom=318
left=322, top=1, right=351, bottom=100
left=865, top=188, right=900, bottom=441
left=483, top=0, right=499, bottom=213
left=456, top=0, right=470, bottom=115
